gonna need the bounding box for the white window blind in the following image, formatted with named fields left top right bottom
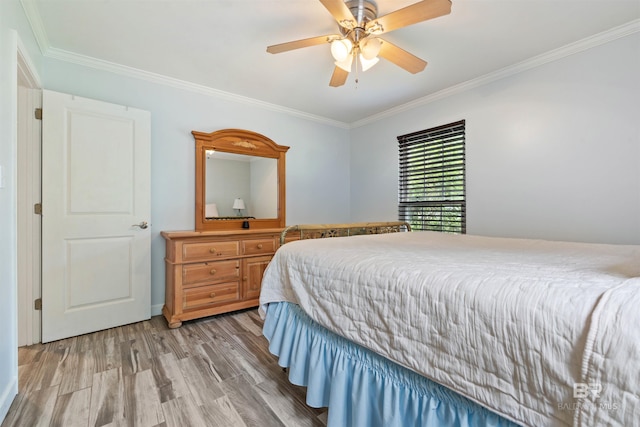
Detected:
left=398, top=120, right=466, bottom=233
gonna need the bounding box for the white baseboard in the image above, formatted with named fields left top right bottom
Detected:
left=151, top=303, right=163, bottom=317
left=0, top=375, right=18, bottom=425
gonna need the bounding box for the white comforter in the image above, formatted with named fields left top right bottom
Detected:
left=259, top=231, right=640, bottom=427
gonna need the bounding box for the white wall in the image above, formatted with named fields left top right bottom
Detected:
left=207, top=157, right=251, bottom=217
left=0, top=28, right=19, bottom=424
left=350, top=33, right=640, bottom=245
left=250, top=157, right=278, bottom=218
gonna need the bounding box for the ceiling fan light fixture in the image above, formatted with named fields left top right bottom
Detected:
left=267, top=0, right=450, bottom=87
left=335, top=55, right=354, bottom=72
left=360, top=37, right=381, bottom=60
left=330, top=38, right=353, bottom=61
left=359, top=54, right=379, bottom=72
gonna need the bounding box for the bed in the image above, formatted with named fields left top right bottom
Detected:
left=258, top=223, right=640, bottom=426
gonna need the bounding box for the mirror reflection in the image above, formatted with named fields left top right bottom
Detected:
left=204, top=150, right=278, bottom=220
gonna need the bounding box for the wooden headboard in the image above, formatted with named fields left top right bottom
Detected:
left=280, top=221, right=411, bottom=245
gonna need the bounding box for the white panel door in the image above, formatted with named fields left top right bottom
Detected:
left=41, top=90, right=151, bottom=343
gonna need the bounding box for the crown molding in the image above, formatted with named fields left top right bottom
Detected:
left=20, top=0, right=348, bottom=128
left=20, top=0, right=50, bottom=54
left=351, top=19, right=640, bottom=128
left=19, top=0, right=638, bottom=130
left=44, top=47, right=349, bottom=129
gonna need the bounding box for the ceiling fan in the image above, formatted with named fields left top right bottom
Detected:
left=266, top=0, right=452, bottom=87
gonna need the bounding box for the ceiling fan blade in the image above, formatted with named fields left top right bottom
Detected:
left=378, top=40, right=427, bottom=74
left=319, top=0, right=357, bottom=29
left=267, top=35, right=338, bottom=54
left=329, top=66, right=349, bottom=87
left=366, top=0, right=452, bottom=35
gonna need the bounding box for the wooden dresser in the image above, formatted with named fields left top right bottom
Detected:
left=161, top=228, right=284, bottom=328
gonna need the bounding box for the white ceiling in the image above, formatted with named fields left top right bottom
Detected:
left=23, top=0, right=640, bottom=125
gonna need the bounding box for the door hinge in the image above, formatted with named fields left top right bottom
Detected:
left=34, top=203, right=42, bottom=215
left=34, top=108, right=43, bottom=120
left=34, top=298, right=42, bottom=310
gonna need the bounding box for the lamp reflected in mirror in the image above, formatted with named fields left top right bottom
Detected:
left=233, top=198, right=245, bottom=216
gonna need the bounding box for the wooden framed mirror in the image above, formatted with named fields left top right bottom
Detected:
left=193, top=129, right=289, bottom=231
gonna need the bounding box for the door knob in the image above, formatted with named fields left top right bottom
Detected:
left=132, top=221, right=149, bottom=229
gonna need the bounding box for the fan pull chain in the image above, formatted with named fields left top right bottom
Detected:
left=354, top=54, right=360, bottom=88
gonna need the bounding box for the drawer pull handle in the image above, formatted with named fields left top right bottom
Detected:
left=210, top=269, right=217, bottom=275
left=210, top=292, right=216, bottom=298
left=257, top=244, right=263, bottom=249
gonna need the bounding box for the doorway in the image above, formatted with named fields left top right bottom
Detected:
left=16, top=44, right=42, bottom=346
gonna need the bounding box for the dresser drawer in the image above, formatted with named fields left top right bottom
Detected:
left=182, top=260, right=240, bottom=286
left=183, top=282, right=240, bottom=310
left=242, top=238, right=276, bottom=256
left=183, top=240, right=239, bottom=261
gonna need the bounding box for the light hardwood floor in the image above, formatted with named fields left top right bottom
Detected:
left=3, top=309, right=327, bottom=427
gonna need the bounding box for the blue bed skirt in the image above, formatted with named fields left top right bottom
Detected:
left=263, top=302, right=520, bottom=427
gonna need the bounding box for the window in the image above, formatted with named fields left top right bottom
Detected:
left=398, top=120, right=466, bottom=233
